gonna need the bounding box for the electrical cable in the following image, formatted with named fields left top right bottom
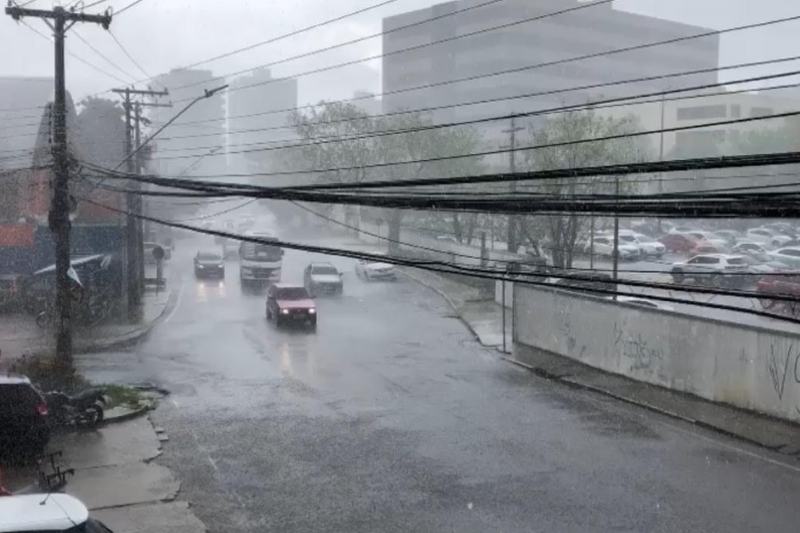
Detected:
left=75, top=195, right=800, bottom=325
left=107, top=29, right=152, bottom=82
left=171, top=0, right=605, bottom=95
left=71, top=28, right=138, bottom=84
left=170, top=13, right=800, bottom=104
left=113, top=0, right=147, bottom=17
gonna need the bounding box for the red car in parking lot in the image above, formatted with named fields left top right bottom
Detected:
left=658, top=233, right=698, bottom=253
left=757, top=274, right=800, bottom=317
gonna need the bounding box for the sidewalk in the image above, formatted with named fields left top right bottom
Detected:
left=5, top=415, right=206, bottom=532
left=402, top=267, right=800, bottom=456
left=0, top=288, right=174, bottom=367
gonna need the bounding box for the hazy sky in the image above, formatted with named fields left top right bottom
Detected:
left=0, top=0, right=799, bottom=109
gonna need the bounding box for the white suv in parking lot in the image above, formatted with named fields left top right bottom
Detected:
left=0, top=493, right=113, bottom=532
left=671, top=254, right=749, bottom=286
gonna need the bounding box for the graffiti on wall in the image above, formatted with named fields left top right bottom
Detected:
left=614, top=322, right=664, bottom=372
left=766, top=342, right=800, bottom=413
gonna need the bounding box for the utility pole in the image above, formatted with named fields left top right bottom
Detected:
left=656, top=92, right=667, bottom=234
left=111, top=87, right=168, bottom=321
left=501, top=117, right=525, bottom=253
left=5, top=3, right=111, bottom=368
left=612, top=175, right=620, bottom=301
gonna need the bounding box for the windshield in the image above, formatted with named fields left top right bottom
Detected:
left=4, top=2, right=800, bottom=531
left=240, top=242, right=282, bottom=261
left=277, top=287, right=311, bottom=300
left=311, top=266, right=338, bottom=275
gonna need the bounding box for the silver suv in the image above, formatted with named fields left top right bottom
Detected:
left=671, top=254, right=748, bottom=287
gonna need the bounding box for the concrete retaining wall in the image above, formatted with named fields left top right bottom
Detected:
left=512, top=284, right=800, bottom=423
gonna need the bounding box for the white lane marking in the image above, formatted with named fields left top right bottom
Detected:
left=163, top=281, right=185, bottom=324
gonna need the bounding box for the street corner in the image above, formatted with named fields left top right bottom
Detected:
left=93, top=501, right=208, bottom=533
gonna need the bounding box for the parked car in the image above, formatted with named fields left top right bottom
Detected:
left=194, top=249, right=225, bottom=279
left=668, top=226, right=697, bottom=234
left=757, top=273, right=800, bottom=317
left=746, top=228, right=793, bottom=248
left=670, top=254, right=749, bottom=286
left=355, top=256, right=396, bottom=281
left=764, top=222, right=797, bottom=239
left=0, top=375, right=50, bottom=457
left=304, top=262, right=343, bottom=296
left=685, top=231, right=728, bottom=250
left=0, top=493, right=113, bottom=532
left=612, top=296, right=675, bottom=312
left=712, top=229, right=741, bottom=246
left=550, top=272, right=618, bottom=296
left=690, top=242, right=727, bottom=255
left=767, top=247, right=800, bottom=269
left=631, top=232, right=666, bottom=258
left=659, top=233, right=699, bottom=253
left=731, top=241, right=768, bottom=257
left=266, top=284, right=316, bottom=329
left=582, top=235, right=640, bottom=260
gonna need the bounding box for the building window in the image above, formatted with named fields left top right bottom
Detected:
left=676, top=105, right=727, bottom=121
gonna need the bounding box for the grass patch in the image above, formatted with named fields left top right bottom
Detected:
left=103, top=384, right=148, bottom=410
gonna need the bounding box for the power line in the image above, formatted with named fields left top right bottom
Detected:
left=170, top=0, right=573, bottom=94
left=107, top=29, right=152, bottom=81
left=114, top=0, right=147, bottom=17
left=150, top=54, right=800, bottom=134
left=75, top=195, right=800, bottom=325
left=71, top=28, right=138, bottom=83
left=171, top=12, right=800, bottom=104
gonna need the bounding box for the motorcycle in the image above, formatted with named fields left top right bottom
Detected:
left=45, top=388, right=107, bottom=428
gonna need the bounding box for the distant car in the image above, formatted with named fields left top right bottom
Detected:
left=304, top=262, right=343, bottom=296
left=757, top=273, right=800, bottom=316
left=685, top=231, right=728, bottom=250
left=0, top=493, right=113, bottom=532
left=582, top=235, right=640, bottom=260
left=266, top=284, right=316, bottom=329
left=711, top=230, right=741, bottom=246
left=194, top=249, right=225, bottom=279
left=670, top=254, right=749, bottom=286
left=690, top=242, right=727, bottom=256
left=612, top=296, right=675, bottom=312
left=631, top=232, right=666, bottom=258
left=746, top=228, right=792, bottom=248
left=767, top=247, right=800, bottom=269
left=0, top=375, right=50, bottom=457
left=658, top=233, right=698, bottom=253
left=355, top=256, right=396, bottom=281
left=731, top=241, right=768, bottom=257
left=668, top=226, right=696, bottom=235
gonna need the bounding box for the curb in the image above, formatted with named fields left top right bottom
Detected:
left=399, top=268, right=461, bottom=311
left=500, top=356, right=799, bottom=454
left=76, top=289, right=178, bottom=353
left=101, top=404, right=152, bottom=426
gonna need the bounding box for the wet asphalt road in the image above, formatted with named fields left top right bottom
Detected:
left=78, top=237, right=800, bottom=532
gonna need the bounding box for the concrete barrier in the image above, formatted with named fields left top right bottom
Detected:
left=512, top=283, right=800, bottom=423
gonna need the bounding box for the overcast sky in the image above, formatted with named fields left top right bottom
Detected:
left=1, top=0, right=799, bottom=110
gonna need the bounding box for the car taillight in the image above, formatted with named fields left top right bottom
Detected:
left=36, top=403, right=48, bottom=416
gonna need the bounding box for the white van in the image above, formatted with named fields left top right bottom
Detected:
left=0, top=493, right=113, bottom=532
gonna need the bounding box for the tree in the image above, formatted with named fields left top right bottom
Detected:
left=520, top=110, right=650, bottom=269
left=76, top=97, right=126, bottom=168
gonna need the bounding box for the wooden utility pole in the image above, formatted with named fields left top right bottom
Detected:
left=501, top=117, right=525, bottom=253
left=111, top=87, right=168, bottom=321
left=5, top=4, right=112, bottom=367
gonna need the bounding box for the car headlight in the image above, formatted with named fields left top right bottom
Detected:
left=280, top=308, right=290, bottom=315
left=197, top=264, right=205, bottom=268
left=308, top=308, right=316, bottom=314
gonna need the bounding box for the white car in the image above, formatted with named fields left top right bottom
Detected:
left=746, top=228, right=793, bottom=248
left=355, top=257, right=397, bottom=281
left=583, top=235, right=640, bottom=260
left=631, top=232, right=666, bottom=258
left=767, top=247, right=800, bottom=268
left=670, top=254, right=749, bottom=286
left=0, top=493, right=112, bottom=532
left=731, top=241, right=768, bottom=257
left=613, top=296, right=675, bottom=312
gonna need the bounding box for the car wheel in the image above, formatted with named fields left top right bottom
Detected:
left=671, top=269, right=685, bottom=283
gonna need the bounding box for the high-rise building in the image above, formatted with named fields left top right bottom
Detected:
left=227, top=68, right=298, bottom=173
left=382, top=0, right=720, bottom=146
left=149, top=68, right=226, bottom=178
